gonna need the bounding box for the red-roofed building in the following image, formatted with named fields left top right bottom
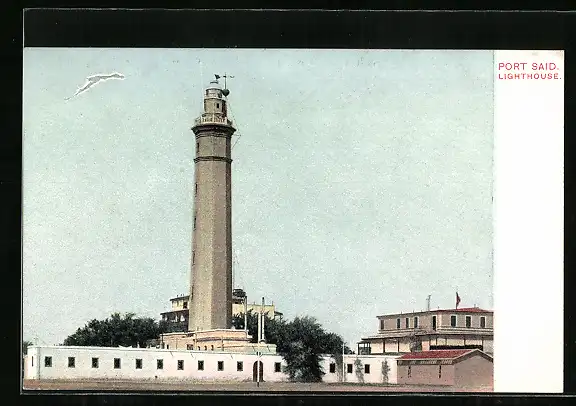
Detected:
left=357, top=306, right=493, bottom=356
left=398, top=349, right=473, bottom=359
left=397, top=349, right=493, bottom=388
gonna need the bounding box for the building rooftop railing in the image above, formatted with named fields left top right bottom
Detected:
left=194, top=114, right=233, bottom=126
left=364, top=326, right=494, bottom=340
left=378, top=325, right=493, bottom=332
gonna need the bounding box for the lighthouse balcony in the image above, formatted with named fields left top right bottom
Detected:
left=194, top=113, right=234, bottom=126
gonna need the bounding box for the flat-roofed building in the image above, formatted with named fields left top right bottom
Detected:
left=160, top=295, right=190, bottom=332
left=231, top=289, right=283, bottom=319
left=358, top=307, right=493, bottom=355
left=397, top=349, right=493, bottom=389
left=161, top=290, right=282, bottom=333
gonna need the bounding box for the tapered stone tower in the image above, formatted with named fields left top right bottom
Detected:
left=189, top=78, right=235, bottom=331
left=160, top=76, right=275, bottom=354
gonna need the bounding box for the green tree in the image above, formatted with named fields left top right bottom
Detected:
left=231, top=310, right=287, bottom=344
left=22, top=340, right=33, bottom=355
left=279, top=316, right=326, bottom=382
left=63, top=312, right=168, bottom=347
left=232, top=310, right=261, bottom=342
left=381, top=359, right=390, bottom=384
left=354, top=358, right=364, bottom=383
left=233, top=312, right=353, bottom=383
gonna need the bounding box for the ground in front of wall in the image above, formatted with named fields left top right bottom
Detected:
left=23, top=379, right=493, bottom=392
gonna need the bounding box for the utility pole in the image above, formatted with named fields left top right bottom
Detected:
left=342, top=342, right=345, bottom=383
left=257, top=303, right=262, bottom=343
left=256, top=350, right=261, bottom=387
left=261, top=297, right=265, bottom=342
left=244, top=294, right=248, bottom=337
left=256, top=297, right=265, bottom=388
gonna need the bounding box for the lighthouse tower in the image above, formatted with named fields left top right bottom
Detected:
left=160, top=76, right=275, bottom=354
left=189, top=78, right=236, bottom=332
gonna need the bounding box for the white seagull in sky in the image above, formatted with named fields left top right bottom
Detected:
left=65, top=72, right=125, bottom=101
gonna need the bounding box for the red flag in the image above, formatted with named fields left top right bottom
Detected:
left=456, top=292, right=461, bottom=309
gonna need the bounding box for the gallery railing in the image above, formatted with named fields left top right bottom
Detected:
left=194, top=114, right=233, bottom=126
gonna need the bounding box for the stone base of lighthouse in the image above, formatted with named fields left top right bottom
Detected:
left=159, top=329, right=277, bottom=354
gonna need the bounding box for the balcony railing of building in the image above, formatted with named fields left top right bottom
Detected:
left=434, top=326, right=494, bottom=333
left=162, top=322, right=188, bottom=333
left=380, top=324, right=493, bottom=333
left=194, top=114, right=233, bottom=126
left=375, top=326, right=493, bottom=337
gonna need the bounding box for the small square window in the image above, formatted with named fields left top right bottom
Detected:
left=364, top=364, right=370, bottom=374
left=450, top=315, right=457, bottom=327
left=177, top=360, right=184, bottom=370
left=329, top=363, right=336, bottom=373
left=347, top=364, right=353, bottom=374
left=92, top=357, right=99, bottom=368
left=465, top=316, right=471, bottom=328
left=136, top=359, right=143, bottom=369
left=68, top=357, right=75, bottom=368
left=217, top=361, right=224, bottom=371
left=198, top=360, right=204, bottom=370
left=274, top=362, right=281, bottom=372
left=405, top=318, right=409, bottom=328
left=480, top=316, right=486, bottom=328
left=114, top=358, right=121, bottom=369
left=237, top=361, right=243, bottom=371
left=413, top=317, right=419, bottom=328
left=396, top=318, right=401, bottom=329
left=157, top=359, right=163, bottom=370
left=44, top=356, right=52, bottom=367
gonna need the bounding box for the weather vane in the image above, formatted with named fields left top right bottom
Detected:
left=214, top=73, right=234, bottom=94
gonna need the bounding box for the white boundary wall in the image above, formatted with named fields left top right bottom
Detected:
left=24, top=346, right=398, bottom=384
left=25, top=346, right=288, bottom=382
left=321, top=355, right=399, bottom=384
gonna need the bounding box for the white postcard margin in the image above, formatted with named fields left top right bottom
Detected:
left=493, top=50, right=564, bottom=393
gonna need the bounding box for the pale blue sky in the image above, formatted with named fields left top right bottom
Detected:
left=23, top=48, right=493, bottom=346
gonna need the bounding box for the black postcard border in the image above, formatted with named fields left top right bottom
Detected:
left=8, top=7, right=575, bottom=406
